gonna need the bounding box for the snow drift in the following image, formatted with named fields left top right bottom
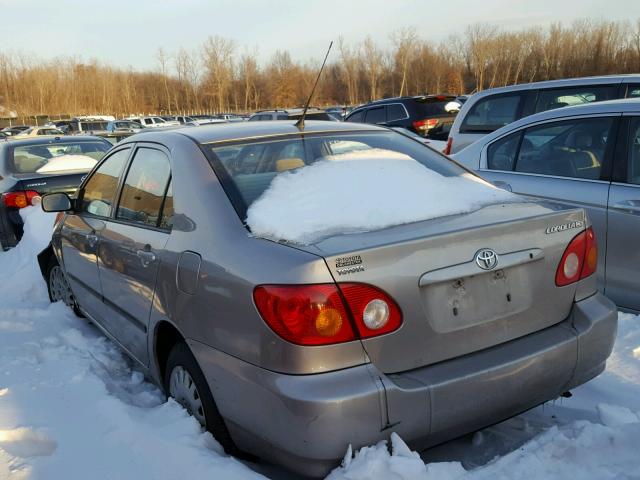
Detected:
left=246, top=153, right=516, bottom=244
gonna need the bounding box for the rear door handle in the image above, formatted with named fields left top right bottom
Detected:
left=612, top=200, right=640, bottom=214
left=492, top=181, right=513, bottom=192
left=136, top=249, right=157, bottom=267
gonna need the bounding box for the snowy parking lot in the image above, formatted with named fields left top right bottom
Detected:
left=1, top=207, right=639, bottom=480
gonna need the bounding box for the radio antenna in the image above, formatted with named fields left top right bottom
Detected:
left=295, top=41, right=333, bottom=130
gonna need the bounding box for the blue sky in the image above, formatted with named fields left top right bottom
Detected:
left=1, top=0, right=638, bottom=69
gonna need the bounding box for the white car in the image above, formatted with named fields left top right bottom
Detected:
left=127, top=116, right=180, bottom=128
left=14, top=126, right=65, bottom=138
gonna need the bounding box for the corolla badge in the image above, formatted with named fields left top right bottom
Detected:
left=475, top=248, right=498, bottom=270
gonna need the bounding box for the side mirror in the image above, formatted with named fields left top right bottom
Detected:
left=41, top=192, right=73, bottom=212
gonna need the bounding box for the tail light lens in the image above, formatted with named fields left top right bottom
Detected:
left=1, top=190, right=40, bottom=209
left=444, top=137, right=453, bottom=155
left=253, top=283, right=402, bottom=346
left=413, top=118, right=439, bottom=132
left=555, top=226, right=597, bottom=286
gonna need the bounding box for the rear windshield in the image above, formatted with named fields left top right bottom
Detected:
left=414, top=97, right=459, bottom=117
left=206, top=131, right=466, bottom=217
left=10, top=141, right=110, bottom=173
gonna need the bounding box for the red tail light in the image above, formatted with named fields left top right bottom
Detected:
left=413, top=118, right=439, bottom=132
left=1, top=190, right=40, bottom=208
left=253, top=283, right=402, bottom=346
left=444, top=137, right=453, bottom=155
left=555, top=226, right=597, bottom=287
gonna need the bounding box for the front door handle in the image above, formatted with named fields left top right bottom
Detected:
left=136, top=249, right=157, bottom=267
left=612, top=200, right=640, bottom=214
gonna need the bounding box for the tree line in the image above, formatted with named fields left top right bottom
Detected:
left=1, top=18, right=639, bottom=118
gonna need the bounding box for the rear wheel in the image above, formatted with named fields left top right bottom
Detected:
left=46, top=256, right=82, bottom=316
left=164, top=342, right=239, bottom=455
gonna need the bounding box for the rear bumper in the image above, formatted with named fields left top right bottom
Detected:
left=189, top=292, right=617, bottom=477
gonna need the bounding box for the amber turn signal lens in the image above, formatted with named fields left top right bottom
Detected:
left=315, top=308, right=343, bottom=337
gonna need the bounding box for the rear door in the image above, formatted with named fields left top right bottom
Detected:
left=60, top=146, right=131, bottom=321
left=605, top=116, right=640, bottom=311
left=96, top=145, right=173, bottom=365
left=479, top=115, right=619, bottom=289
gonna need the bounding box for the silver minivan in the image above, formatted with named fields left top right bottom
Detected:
left=453, top=98, right=640, bottom=313
left=445, top=75, right=640, bottom=155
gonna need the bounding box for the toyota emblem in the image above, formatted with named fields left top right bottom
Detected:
left=475, top=248, right=498, bottom=270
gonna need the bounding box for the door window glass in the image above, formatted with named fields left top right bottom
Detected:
left=387, top=104, right=407, bottom=121
left=117, top=148, right=171, bottom=227
left=515, top=117, right=614, bottom=180
left=81, top=148, right=130, bottom=217
left=346, top=110, right=364, bottom=123
left=461, top=94, right=522, bottom=132
left=626, top=85, right=640, bottom=98
left=364, top=107, right=385, bottom=124
left=534, top=85, right=617, bottom=113
left=627, top=118, right=640, bottom=185
left=487, top=132, right=521, bottom=171
left=159, top=181, right=174, bottom=230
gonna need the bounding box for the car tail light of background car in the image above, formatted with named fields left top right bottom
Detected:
left=555, top=226, right=597, bottom=286
left=253, top=283, right=402, bottom=346
left=1, top=190, right=40, bottom=208
left=443, top=137, right=453, bottom=155
left=413, top=118, right=439, bottom=132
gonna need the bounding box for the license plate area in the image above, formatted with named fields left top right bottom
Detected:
left=420, top=266, right=532, bottom=333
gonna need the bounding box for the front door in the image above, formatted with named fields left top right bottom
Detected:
left=96, top=146, right=173, bottom=365
left=480, top=115, right=618, bottom=291
left=606, top=116, right=640, bottom=311
left=61, top=147, right=131, bottom=321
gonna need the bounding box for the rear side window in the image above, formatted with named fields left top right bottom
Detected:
left=276, top=114, right=289, bottom=120
left=81, top=148, right=130, bottom=217
left=364, top=107, right=385, bottom=124
left=346, top=110, right=364, bottom=123
left=626, top=85, right=640, bottom=98
left=515, top=117, right=614, bottom=180
left=487, top=132, right=521, bottom=171
left=117, top=148, right=172, bottom=228
left=534, top=85, right=617, bottom=113
left=461, top=94, right=522, bottom=133
left=626, top=117, right=640, bottom=185
left=387, top=104, right=407, bottom=121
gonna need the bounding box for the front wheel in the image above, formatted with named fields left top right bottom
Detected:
left=164, top=342, right=239, bottom=455
left=46, top=256, right=82, bottom=316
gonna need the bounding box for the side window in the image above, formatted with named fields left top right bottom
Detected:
left=364, top=107, right=385, bottom=124
left=514, top=117, right=614, bottom=180
left=276, top=114, right=289, bottom=120
left=626, top=85, right=640, bottom=99
left=461, top=94, right=522, bottom=133
left=626, top=117, right=640, bottom=185
left=81, top=148, right=130, bottom=217
left=387, top=104, right=407, bottom=122
left=487, top=132, right=521, bottom=171
left=534, top=85, right=617, bottom=113
left=346, top=110, right=364, bottom=123
left=116, top=148, right=171, bottom=228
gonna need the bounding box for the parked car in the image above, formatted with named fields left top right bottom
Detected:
left=38, top=120, right=616, bottom=477
left=106, top=120, right=146, bottom=133
left=214, top=113, right=244, bottom=122
left=57, top=117, right=111, bottom=134
left=13, top=126, right=66, bottom=138
left=1, top=125, right=31, bottom=136
left=160, top=115, right=198, bottom=126
left=248, top=108, right=335, bottom=121
left=127, top=116, right=180, bottom=128
left=445, top=74, right=640, bottom=154
left=0, top=136, right=111, bottom=248
left=452, top=98, right=640, bottom=312
left=345, top=95, right=461, bottom=141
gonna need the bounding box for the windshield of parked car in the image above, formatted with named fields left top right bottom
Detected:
left=9, top=141, right=110, bottom=173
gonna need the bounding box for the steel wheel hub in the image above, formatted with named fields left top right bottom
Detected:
left=169, top=366, right=206, bottom=426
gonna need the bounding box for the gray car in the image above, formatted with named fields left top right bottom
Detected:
left=38, top=121, right=617, bottom=477
left=446, top=74, right=640, bottom=155
left=453, top=98, right=640, bottom=313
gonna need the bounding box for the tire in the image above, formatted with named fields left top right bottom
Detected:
left=46, top=256, right=82, bottom=317
left=164, top=342, right=239, bottom=456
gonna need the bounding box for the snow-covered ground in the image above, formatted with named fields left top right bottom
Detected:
left=1, top=206, right=639, bottom=479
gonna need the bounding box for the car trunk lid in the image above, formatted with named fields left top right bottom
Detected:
left=300, top=201, right=586, bottom=373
